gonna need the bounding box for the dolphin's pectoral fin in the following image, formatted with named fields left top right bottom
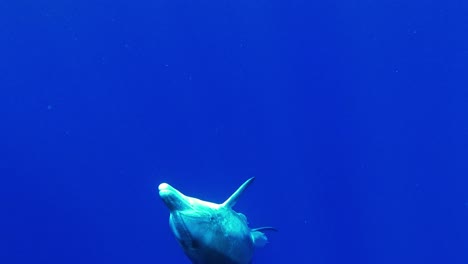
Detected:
left=221, top=177, right=255, bottom=208
left=251, top=230, right=269, bottom=247
left=251, top=226, right=277, bottom=247
left=251, top=227, right=278, bottom=232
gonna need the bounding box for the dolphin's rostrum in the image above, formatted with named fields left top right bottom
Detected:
left=158, top=177, right=276, bottom=264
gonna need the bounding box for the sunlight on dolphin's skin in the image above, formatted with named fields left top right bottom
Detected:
left=158, top=177, right=276, bottom=264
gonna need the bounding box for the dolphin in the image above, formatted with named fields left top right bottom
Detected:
left=158, top=177, right=276, bottom=264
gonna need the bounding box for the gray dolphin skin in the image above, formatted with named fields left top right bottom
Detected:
left=158, top=177, right=276, bottom=264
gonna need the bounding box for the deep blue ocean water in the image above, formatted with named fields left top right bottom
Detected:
left=1, top=0, right=468, bottom=263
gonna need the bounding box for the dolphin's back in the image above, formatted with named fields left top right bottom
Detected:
left=172, top=208, right=255, bottom=264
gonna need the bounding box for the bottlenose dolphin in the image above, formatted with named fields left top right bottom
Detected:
left=158, top=177, right=276, bottom=264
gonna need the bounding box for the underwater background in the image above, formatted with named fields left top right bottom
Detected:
left=1, top=0, right=468, bottom=263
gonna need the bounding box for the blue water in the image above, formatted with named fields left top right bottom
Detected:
left=1, top=0, right=468, bottom=263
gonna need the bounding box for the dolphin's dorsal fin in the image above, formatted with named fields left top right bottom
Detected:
left=222, top=177, right=255, bottom=208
